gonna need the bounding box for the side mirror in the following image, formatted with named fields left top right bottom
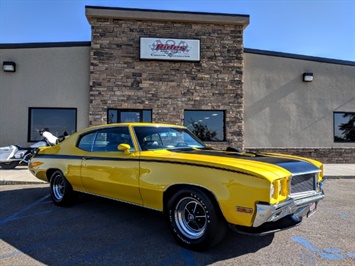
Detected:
left=118, top=144, right=131, bottom=155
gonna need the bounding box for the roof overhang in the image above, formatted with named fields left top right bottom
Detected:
left=85, top=6, right=250, bottom=29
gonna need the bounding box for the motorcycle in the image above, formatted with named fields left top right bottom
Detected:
left=0, top=129, right=67, bottom=169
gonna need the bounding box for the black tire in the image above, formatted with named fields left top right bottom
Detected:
left=50, top=170, right=74, bottom=206
left=166, top=187, right=228, bottom=251
left=0, top=161, right=19, bottom=169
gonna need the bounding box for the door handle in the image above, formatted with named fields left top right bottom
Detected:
left=82, top=156, right=93, bottom=160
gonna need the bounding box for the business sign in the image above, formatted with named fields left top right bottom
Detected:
left=140, top=38, right=200, bottom=62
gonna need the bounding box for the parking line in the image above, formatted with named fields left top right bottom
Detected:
left=0, top=194, right=50, bottom=225
left=323, top=207, right=354, bottom=220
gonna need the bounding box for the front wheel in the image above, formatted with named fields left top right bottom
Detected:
left=166, top=187, right=227, bottom=251
left=50, top=170, right=74, bottom=206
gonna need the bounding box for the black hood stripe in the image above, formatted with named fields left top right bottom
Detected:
left=171, top=149, right=320, bottom=174
left=171, top=149, right=297, bottom=164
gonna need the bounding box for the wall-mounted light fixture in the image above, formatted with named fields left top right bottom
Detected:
left=3, top=61, right=16, bottom=72
left=303, top=72, right=313, bottom=82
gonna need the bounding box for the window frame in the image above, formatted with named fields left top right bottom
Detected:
left=77, top=130, right=97, bottom=152
left=77, top=126, right=136, bottom=152
left=333, top=111, right=355, bottom=143
left=28, top=107, right=77, bottom=142
left=183, top=110, right=226, bottom=142
left=107, top=109, right=152, bottom=124
left=133, top=126, right=207, bottom=151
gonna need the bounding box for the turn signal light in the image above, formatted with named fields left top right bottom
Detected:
left=29, top=161, right=43, bottom=168
left=236, top=206, right=253, bottom=214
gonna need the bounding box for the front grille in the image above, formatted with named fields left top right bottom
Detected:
left=291, top=173, right=316, bottom=194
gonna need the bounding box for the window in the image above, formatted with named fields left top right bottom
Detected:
left=28, top=108, right=77, bottom=142
left=184, top=110, right=225, bottom=141
left=77, top=131, right=96, bottom=151
left=334, top=112, right=355, bottom=143
left=107, top=109, right=152, bottom=123
left=134, top=126, right=206, bottom=151
left=77, top=127, right=134, bottom=152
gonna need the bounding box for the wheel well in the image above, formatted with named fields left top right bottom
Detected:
left=163, top=184, right=224, bottom=218
left=46, top=168, right=60, bottom=182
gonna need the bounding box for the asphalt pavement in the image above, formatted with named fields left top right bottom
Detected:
left=1, top=178, right=354, bottom=265
left=0, top=164, right=354, bottom=185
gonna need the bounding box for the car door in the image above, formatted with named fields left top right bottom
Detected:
left=78, top=126, right=142, bottom=205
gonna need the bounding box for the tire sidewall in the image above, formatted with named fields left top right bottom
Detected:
left=167, top=188, right=218, bottom=250
left=50, top=170, right=73, bottom=206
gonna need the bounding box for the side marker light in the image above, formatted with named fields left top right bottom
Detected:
left=236, top=206, right=253, bottom=214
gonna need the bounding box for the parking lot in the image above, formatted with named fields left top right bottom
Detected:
left=0, top=179, right=354, bottom=265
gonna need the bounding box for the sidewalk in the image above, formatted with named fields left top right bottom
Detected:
left=322, top=164, right=355, bottom=178
left=0, top=164, right=354, bottom=185
left=0, top=166, right=47, bottom=185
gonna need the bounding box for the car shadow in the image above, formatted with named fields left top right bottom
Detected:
left=0, top=186, right=274, bottom=265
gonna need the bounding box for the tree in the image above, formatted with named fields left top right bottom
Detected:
left=189, top=120, right=217, bottom=141
left=338, top=113, right=355, bottom=142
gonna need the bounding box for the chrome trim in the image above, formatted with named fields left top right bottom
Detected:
left=253, top=190, right=324, bottom=227
left=290, top=169, right=321, bottom=176
left=290, top=190, right=318, bottom=200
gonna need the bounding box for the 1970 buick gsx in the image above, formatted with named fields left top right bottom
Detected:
left=29, top=123, right=325, bottom=250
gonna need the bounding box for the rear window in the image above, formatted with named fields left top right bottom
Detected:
left=77, top=127, right=134, bottom=152
left=77, top=131, right=96, bottom=151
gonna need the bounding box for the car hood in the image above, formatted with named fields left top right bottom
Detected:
left=140, top=148, right=321, bottom=181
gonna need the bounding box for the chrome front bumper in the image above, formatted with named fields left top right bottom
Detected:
left=253, top=191, right=325, bottom=227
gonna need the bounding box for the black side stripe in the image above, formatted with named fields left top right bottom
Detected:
left=34, top=154, right=258, bottom=178
left=35, top=154, right=81, bottom=160
left=34, top=154, right=138, bottom=162
left=140, top=159, right=258, bottom=177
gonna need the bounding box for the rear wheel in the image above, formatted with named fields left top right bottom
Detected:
left=0, top=161, right=19, bottom=169
left=166, top=187, right=227, bottom=251
left=50, top=170, right=74, bottom=206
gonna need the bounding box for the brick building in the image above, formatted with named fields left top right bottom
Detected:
left=86, top=7, right=249, bottom=150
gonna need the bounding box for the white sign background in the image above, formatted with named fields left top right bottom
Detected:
left=140, top=38, right=200, bottom=61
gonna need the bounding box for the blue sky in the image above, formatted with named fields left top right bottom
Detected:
left=0, top=0, right=354, bottom=61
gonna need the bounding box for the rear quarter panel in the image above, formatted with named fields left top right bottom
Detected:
left=30, top=136, right=86, bottom=191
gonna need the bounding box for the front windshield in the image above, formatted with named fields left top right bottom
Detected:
left=133, top=126, right=207, bottom=151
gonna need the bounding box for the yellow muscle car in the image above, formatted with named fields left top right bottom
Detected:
left=29, top=123, right=325, bottom=250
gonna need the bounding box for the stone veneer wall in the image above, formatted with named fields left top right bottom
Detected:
left=88, top=17, right=245, bottom=149
left=246, top=147, right=355, bottom=164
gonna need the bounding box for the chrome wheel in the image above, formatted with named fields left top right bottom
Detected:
left=50, top=170, right=74, bottom=206
left=174, top=196, right=207, bottom=239
left=52, top=174, right=65, bottom=201
left=167, top=188, right=228, bottom=250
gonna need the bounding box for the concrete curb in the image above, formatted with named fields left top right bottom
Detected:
left=323, top=176, right=355, bottom=180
